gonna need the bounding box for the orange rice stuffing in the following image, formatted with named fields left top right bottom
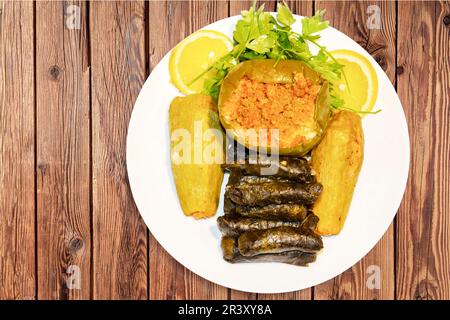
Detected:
left=222, top=72, right=321, bottom=148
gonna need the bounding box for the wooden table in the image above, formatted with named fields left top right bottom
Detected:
left=0, top=0, right=449, bottom=300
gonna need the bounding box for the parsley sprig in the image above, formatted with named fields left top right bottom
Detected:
left=195, top=1, right=376, bottom=114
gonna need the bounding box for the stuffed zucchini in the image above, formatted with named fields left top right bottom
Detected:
left=169, top=94, right=224, bottom=219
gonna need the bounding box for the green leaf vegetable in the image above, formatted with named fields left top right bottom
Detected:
left=192, top=1, right=375, bottom=114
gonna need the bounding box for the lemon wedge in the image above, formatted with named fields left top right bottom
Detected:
left=331, top=49, right=379, bottom=113
left=169, top=30, right=233, bottom=95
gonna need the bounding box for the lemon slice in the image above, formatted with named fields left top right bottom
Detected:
left=331, top=49, right=379, bottom=113
left=169, top=30, right=233, bottom=95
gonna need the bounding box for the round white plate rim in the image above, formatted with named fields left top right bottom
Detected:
left=126, top=14, right=410, bottom=294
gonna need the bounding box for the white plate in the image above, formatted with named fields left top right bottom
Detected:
left=126, top=15, right=410, bottom=293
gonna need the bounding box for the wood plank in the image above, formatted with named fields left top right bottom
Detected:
left=35, top=0, right=90, bottom=300
left=256, top=0, right=314, bottom=303
left=284, top=0, right=313, bottom=17
left=431, top=0, right=450, bottom=299
left=148, top=0, right=228, bottom=300
left=314, top=0, right=396, bottom=300
left=90, top=1, right=148, bottom=299
left=0, top=0, right=36, bottom=300
left=190, top=0, right=229, bottom=32
left=229, top=0, right=276, bottom=17
left=396, top=1, right=450, bottom=299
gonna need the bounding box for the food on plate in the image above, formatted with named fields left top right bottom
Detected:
left=238, top=226, right=323, bottom=256
left=300, top=212, right=320, bottom=231
left=169, top=30, right=233, bottom=94
left=235, top=203, right=308, bottom=222
left=222, top=156, right=316, bottom=183
left=221, top=236, right=317, bottom=266
left=223, top=195, right=236, bottom=215
left=232, top=175, right=291, bottom=184
left=200, top=4, right=347, bottom=115
left=311, top=110, right=364, bottom=235
left=330, top=49, right=379, bottom=114
left=218, top=60, right=330, bottom=156
left=217, top=215, right=302, bottom=237
left=218, top=158, right=323, bottom=266
left=169, top=94, right=224, bottom=218
left=165, top=1, right=380, bottom=270
left=227, top=178, right=322, bottom=207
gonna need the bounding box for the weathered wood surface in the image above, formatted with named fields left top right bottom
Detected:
left=0, top=0, right=35, bottom=300
left=396, top=0, right=450, bottom=300
left=90, top=1, right=148, bottom=299
left=36, top=0, right=91, bottom=300
left=0, top=0, right=449, bottom=300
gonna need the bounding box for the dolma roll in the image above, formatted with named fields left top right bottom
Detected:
left=238, top=226, right=323, bottom=256
left=223, top=194, right=236, bottom=215
left=227, top=180, right=322, bottom=207
left=223, top=156, right=315, bottom=183
left=217, top=215, right=301, bottom=237
left=301, top=212, right=320, bottom=230
left=221, top=236, right=316, bottom=266
left=236, top=175, right=290, bottom=184
left=235, top=203, right=308, bottom=222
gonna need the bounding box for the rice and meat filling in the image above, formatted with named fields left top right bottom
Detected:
left=221, top=72, right=322, bottom=148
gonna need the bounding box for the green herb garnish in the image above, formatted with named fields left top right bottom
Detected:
left=194, top=1, right=372, bottom=114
